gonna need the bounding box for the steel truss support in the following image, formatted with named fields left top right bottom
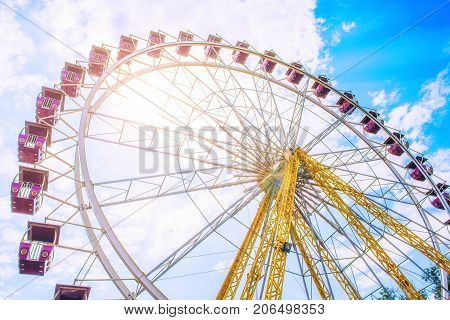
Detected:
left=292, top=208, right=361, bottom=299
left=298, top=150, right=427, bottom=300
left=217, top=192, right=273, bottom=299
left=236, top=149, right=300, bottom=300
left=218, top=148, right=362, bottom=300
left=291, top=222, right=333, bottom=299
left=301, top=152, right=450, bottom=273
left=263, top=150, right=301, bottom=300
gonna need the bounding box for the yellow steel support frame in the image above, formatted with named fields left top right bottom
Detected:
left=219, top=148, right=445, bottom=299
left=323, top=170, right=450, bottom=274
left=239, top=192, right=280, bottom=299
left=292, top=211, right=361, bottom=299
left=240, top=150, right=301, bottom=300
left=299, top=151, right=450, bottom=272
left=298, top=151, right=424, bottom=299
left=291, top=222, right=333, bottom=299
left=263, top=150, right=301, bottom=299
left=217, top=192, right=272, bottom=299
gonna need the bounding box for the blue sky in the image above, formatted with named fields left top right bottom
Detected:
left=316, top=0, right=450, bottom=151
left=0, top=0, right=449, bottom=300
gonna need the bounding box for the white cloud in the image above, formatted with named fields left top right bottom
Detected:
left=386, top=67, right=449, bottom=145
left=368, top=89, right=400, bottom=108
left=329, top=21, right=355, bottom=46
left=331, top=30, right=341, bottom=46
left=342, top=21, right=356, bottom=33
left=0, top=8, right=39, bottom=95
left=0, top=0, right=330, bottom=300
left=0, top=150, right=16, bottom=180
left=2, top=0, right=28, bottom=8
left=429, top=148, right=450, bottom=181
left=29, top=0, right=327, bottom=72
left=0, top=120, right=17, bottom=180
left=213, top=259, right=232, bottom=272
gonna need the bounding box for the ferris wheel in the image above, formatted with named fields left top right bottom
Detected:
left=10, top=30, right=450, bottom=300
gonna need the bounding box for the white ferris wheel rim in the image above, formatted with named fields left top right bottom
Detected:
left=57, top=36, right=449, bottom=299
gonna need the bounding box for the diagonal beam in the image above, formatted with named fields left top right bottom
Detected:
left=217, top=192, right=273, bottom=299
left=239, top=190, right=281, bottom=299
left=324, top=170, right=450, bottom=274
left=298, top=150, right=424, bottom=300
left=293, top=208, right=361, bottom=299
left=291, top=225, right=333, bottom=299
left=135, top=187, right=260, bottom=296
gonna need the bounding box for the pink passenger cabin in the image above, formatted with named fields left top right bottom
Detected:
left=383, top=132, right=409, bottom=156
left=426, top=184, right=450, bottom=210
left=176, top=31, right=194, bottom=57
left=19, top=222, right=60, bottom=276
left=286, top=62, right=304, bottom=85
left=406, top=156, right=433, bottom=182
left=261, top=50, right=277, bottom=73
left=337, top=91, right=356, bottom=115
left=117, top=35, right=138, bottom=63
left=11, top=167, right=48, bottom=215
left=55, top=284, right=91, bottom=300
left=88, top=46, right=110, bottom=77
left=232, top=41, right=250, bottom=64
left=36, top=86, right=65, bottom=126
left=147, top=31, right=166, bottom=58
left=204, top=35, right=222, bottom=59
left=311, top=75, right=331, bottom=98
left=18, top=122, right=52, bottom=164
left=60, top=63, right=85, bottom=98
left=360, top=111, right=384, bottom=134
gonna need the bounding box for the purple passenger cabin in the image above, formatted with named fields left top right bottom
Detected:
left=19, top=222, right=60, bottom=276
left=384, top=132, right=409, bottom=156
left=336, top=91, right=356, bottom=115
left=406, top=156, right=433, bottom=182
left=147, top=31, right=166, bottom=58
left=11, top=166, right=48, bottom=215
left=361, top=111, right=384, bottom=135
left=60, top=62, right=85, bottom=98
left=426, top=183, right=450, bottom=210
left=117, top=35, right=138, bottom=63
left=18, top=122, right=52, bottom=164
left=261, top=50, right=277, bottom=73
left=204, top=35, right=222, bottom=59
left=232, top=41, right=250, bottom=64
left=433, top=192, right=450, bottom=210
left=176, top=31, right=194, bottom=57
left=88, top=46, right=110, bottom=77
left=286, top=62, right=304, bottom=85
left=54, top=284, right=91, bottom=300
left=36, top=86, right=65, bottom=126
left=311, top=75, right=331, bottom=99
